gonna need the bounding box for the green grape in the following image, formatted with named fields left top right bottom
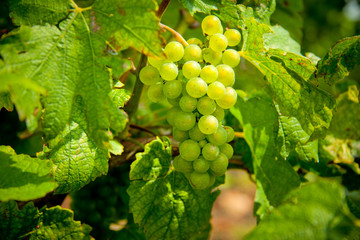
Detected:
left=190, top=172, right=210, bottom=189
left=160, top=62, right=178, bottom=81
left=179, top=139, right=201, bottom=161
left=179, top=95, right=197, bottom=112
left=193, top=157, right=210, bottom=173
left=210, top=153, right=229, bottom=176
left=182, top=61, right=201, bottom=79
left=222, top=49, right=240, bottom=68
left=166, top=107, right=181, bottom=126
left=164, top=41, right=184, bottom=62
left=198, top=115, right=219, bottom=134
left=147, top=83, right=164, bottom=102
left=186, top=77, right=208, bottom=98
left=148, top=56, right=165, bottom=69
left=207, top=126, right=227, bottom=146
left=220, top=143, right=234, bottom=159
left=199, top=139, right=208, bottom=148
left=208, top=174, right=216, bottom=187
left=173, top=155, right=193, bottom=173
left=163, top=80, right=182, bottom=99
left=173, top=128, right=189, bottom=142
left=201, top=15, right=222, bottom=36
left=174, top=111, right=196, bottom=131
left=187, top=38, right=202, bottom=46
left=197, top=96, right=216, bottom=115
left=202, top=48, right=222, bottom=66
left=209, top=33, right=228, bottom=52
left=183, top=44, right=202, bottom=62
left=217, top=64, right=235, bottom=87
left=200, top=65, right=218, bottom=83
left=224, top=126, right=235, bottom=142
left=189, top=124, right=206, bottom=141
left=212, top=106, right=225, bottom=122
left=224, top=29, right=241, bottom=46
left=207, top=81, right=225, bottom=100
left=168, top=96, right=181, bottom=106
left=139, top=66, right=161, bottom=85
left=202, top=143, right=220, bottom=161
left=216, top=87, right=237, bottom=109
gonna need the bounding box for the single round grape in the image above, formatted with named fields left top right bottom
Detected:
left=147, top=83, right=164, bottom=102
left=202, top=143, right=220, bottom=161
left=224, top=126, right=235, bottom=142
left=207, top=81, right=225, bottom=100
left=183, top=44, right=202, bottom=62
left=174, top=111, right=196, bottom=131
left=200, top=65, right=218, bottom=83
left=193, top=157, right=210, bottom=173
left=160, top=62, right=178, bottom=81
left=190, top=172, right=210, bottom=189
left=173, top=128, right=189, bottom=142
left=163, top=80, right=182, bottom=99
left=202, top=48, right=222, bottom=66
left=199, top=139, right=208, bottom=148
left=212, top=106, right=225, bottom=122
left=166, top=107, right=181, bottom=126
left=217, top=64, right=235, bottom=87
left=182, top=61, right=201, bottom=79
left=173, top=155, right=193, bottom=173
left=187, top=38, right=202, bottom=46
left=222, top=49, right=240, bottom=68
left=139, top=66, right=161, bottom=85
left=209, top=33, right=228, bottom=52
left=201, top=15, right=222, bottom=36
left=220, top=143, right=234, bottom=159
left=224, top=29, right=241, bottom=46
left=186, top=77, right=208, bottom=98
left=198, top=115, right=219, bottom=134
left=210, top=153, right=228, bottom=176
left=197, top=96, right=216, bottom=115
left=179, top=95, right=197, bottom=112
left=207, top=126, right=227, bottom=146
left=179, top=139, right=201, bottom=161
left=148, top=56, right=165, bottom=69
left=164, top=41, right=184, bottom=62
left=189, top=124, right=206, bottom=141
left=216, top=87, right=237, bottom=109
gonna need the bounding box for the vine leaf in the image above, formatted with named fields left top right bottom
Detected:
left=264, top=25, right=301, bottom=54
left=0, top=146, right=57, bottom=202
left=128, top=137, right=219, bottom=240
left=177, top=0, right=218, bottom=15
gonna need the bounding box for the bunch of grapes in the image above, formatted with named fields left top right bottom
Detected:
left=139, top=15, right=240, bottom=189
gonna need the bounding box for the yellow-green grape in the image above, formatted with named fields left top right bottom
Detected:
left=148, top=56, right=165, bottom=69
left=179, top=95, right=197, bottom=112
left=139, top=66, right=161, bottom=85
left=209, top=33, right=228, bottom=52
left=202, top=48, right=222, bottom=66
left=200, top=65, right=218, bottom=83
left=212, top=106, right=225, bottom=122
left=217, top=64, right=235, bottom=87
left=182, top=61, right=201, bottom=79
left=189, top=124, right=206, bottom=141
left=199, top=139, right=208, bottom=148
left=207, top=126, right=227, bottom=146
left=224, top=29, right=241, bottom=46
left=183, top=44, right=202, bottom=62
left=166, top=107, right=181, bottom=126
left=186, top=77, right=208, bottom=98
left=198, top=115, right=219, bottom=134
left=197, top=96, right=216, bottom=115
left=202, top=143, right=220, bottom=161
left=174, top=111, right=196, bottom=131
left=179, top=139, right=201, bottom=161
left=201, top=15, right=222, bottom=36
left=222, top=49, right=240, bottom=68
left=190, top=172, right=210, bottom=189
left=173, top=155, right=193, bottom=173
left=193, top=157, right=210, bottom=173
left=160, top=62, right=178, bottom=81
left=168, top=96, right=181, bottom=106
left=220, top=143, right=234, bottom=159
left=164, top=41, right=184, bottom=62
left=207, top=81, right=225, bottom=100
left=147, top=83, right=164, bottom=103
left=224, top=126, right=235, bottom=142
left=210, top=153, right=229, bottom=176
left=163, top=80, right=183, bottom=99
left=216, top=87, right=237, bottom=109
left=173, top=128, right=189, bottom=142
left=187, top=38, right=202, bottom=46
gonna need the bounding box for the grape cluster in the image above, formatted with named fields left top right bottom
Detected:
left=139, top=15, right=240, bottom=190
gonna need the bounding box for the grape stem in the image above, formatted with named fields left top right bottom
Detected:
left=234, top=131, right=244, bottom=138
left=157, top=0, right=171, bottom=18
left=160, top=23, right=189, bottom=47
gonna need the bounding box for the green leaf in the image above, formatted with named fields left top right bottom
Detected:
left=41, top=96, right=109, bottom=194
left=316, top=36, right=360, bottom=85
left=264, top=25, right=301, bottom=54
left=245, top=180, right=360, bottom=239
left=346, top=190, right=360, bottom=218
left=128, top=137, right=219, bottom=240
left=29, top=206, right=92, bottom=239
left=0, top=201, right=40, bottom=240
left=177, top=0, right=218, bottom=15
left=0, top=146, right=57, bottom=201
left=0, top=92, right=13, bottom=111
left=9, top=0, right=70, bottom=26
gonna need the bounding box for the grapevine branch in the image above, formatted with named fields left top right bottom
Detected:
left=156, top=0, right=171, bottom=18
left=160, top=23, right=189, bottom=46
